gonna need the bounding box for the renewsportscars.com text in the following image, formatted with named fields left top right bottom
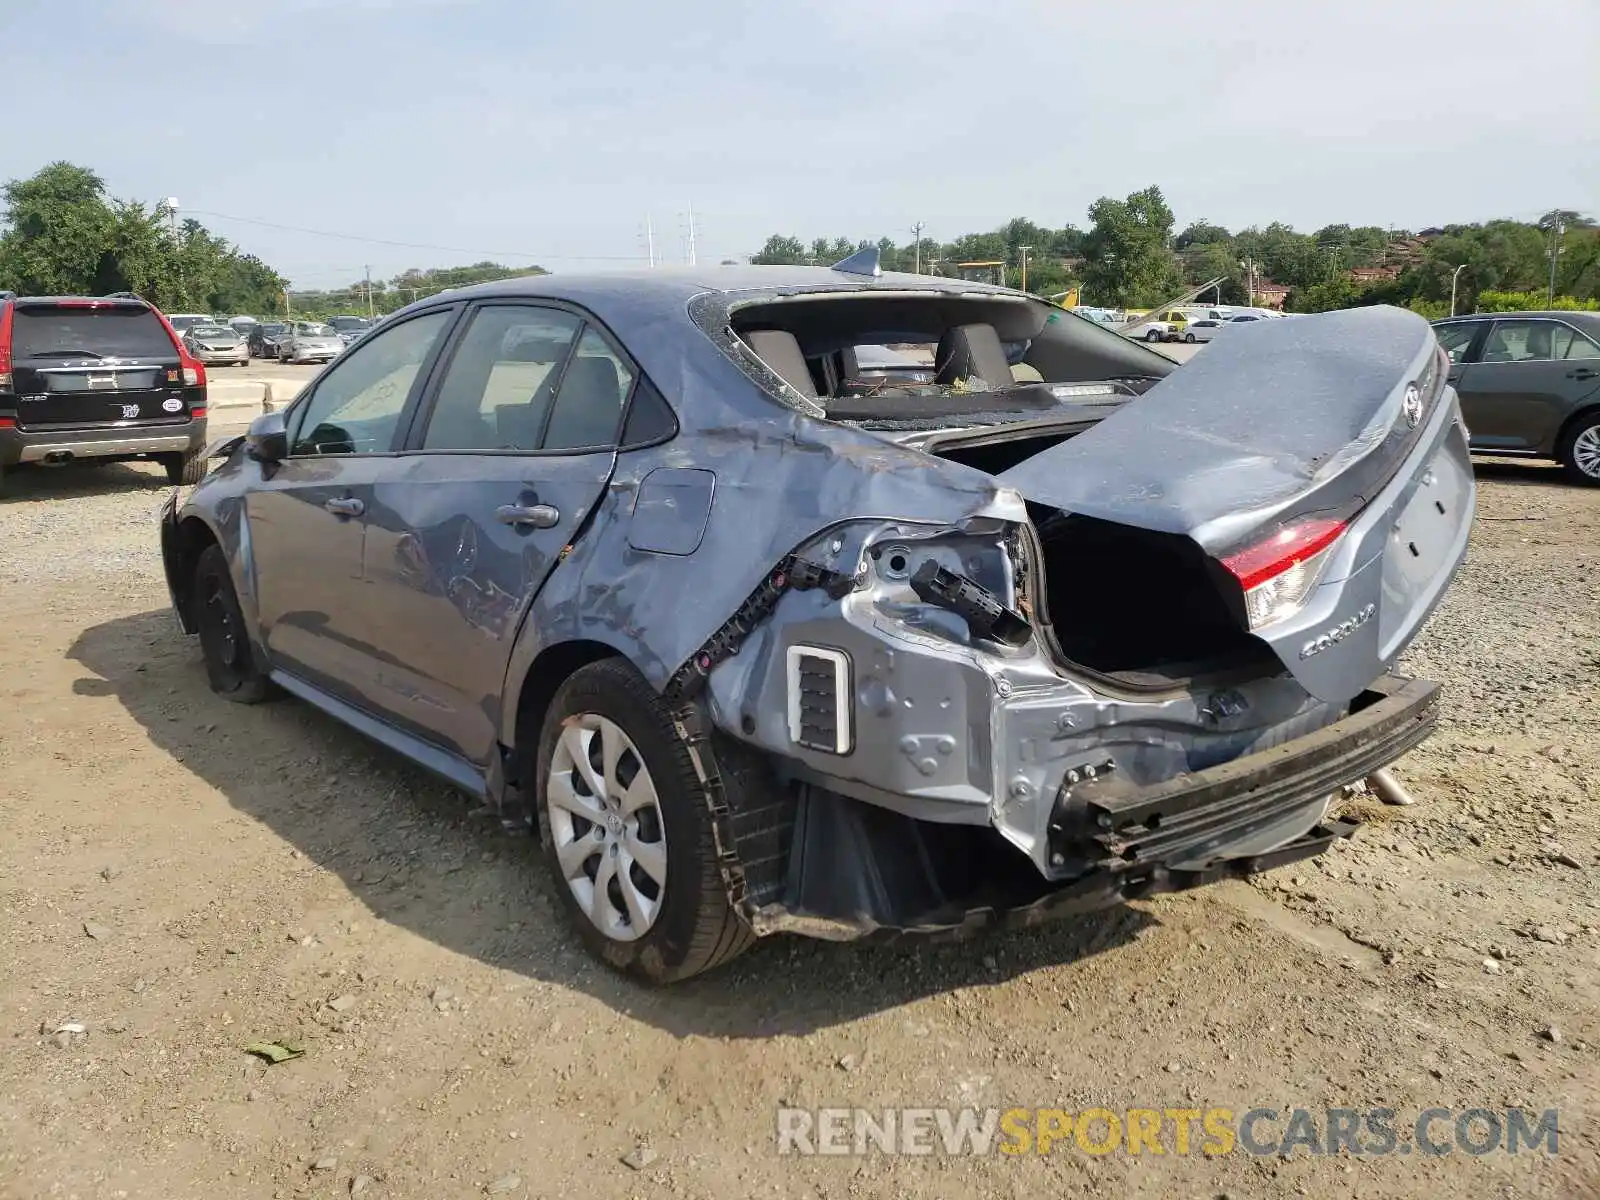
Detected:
left=776, top=1106, right=1560, bottom=1158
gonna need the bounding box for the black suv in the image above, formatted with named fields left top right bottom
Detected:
left=0, top=292, right=209, bottom=492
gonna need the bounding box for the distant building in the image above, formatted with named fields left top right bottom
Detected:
left=1252, top=282, right=1290, bottom=310
left=1350, top=265, right=1401, bottom=285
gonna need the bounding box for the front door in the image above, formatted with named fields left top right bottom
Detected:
left=358, top=304, right=633, bottom=765
left=1452, top=318, right=1600, bottom=452
left=250, top=308, right=456, bottom=703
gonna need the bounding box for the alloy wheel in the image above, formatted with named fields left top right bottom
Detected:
left=546, top=714, right=668, bottom=941
left=1573, top=424, right=1600, bottom=480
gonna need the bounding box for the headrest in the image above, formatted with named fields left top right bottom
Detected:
left=935, top=323, right=1012, bottom=387
left=744, top=329, right=816, bottom=397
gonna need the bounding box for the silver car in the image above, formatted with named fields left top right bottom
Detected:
left=279, top=321, right=344, bottom=364
left=182, top=323, right=250, bottom=367
left=160, top=259, right=1474, bottom=983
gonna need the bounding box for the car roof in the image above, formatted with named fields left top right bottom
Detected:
left=408, top=265, right=1018, bottom=313
left=6, top=295, right=151, bottom=309
left=1436, top=310, right=1600, bottom=328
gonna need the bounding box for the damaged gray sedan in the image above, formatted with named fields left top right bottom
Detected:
left=159, top=258, right=1473, bottom=982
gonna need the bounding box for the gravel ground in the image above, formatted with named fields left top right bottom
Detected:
left=0, top=447, right=1596, bottom=1200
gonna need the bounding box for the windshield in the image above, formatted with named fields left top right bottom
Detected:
left=260, top=324, right=285, bottom=335
left=296, top=324, right=334, bottom=337
left=191, top=325, right=235, bottom=339
left=12, top=305, right=178, bottom=359
left=328, top=317, right=368, bottom=330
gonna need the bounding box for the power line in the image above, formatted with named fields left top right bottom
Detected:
left=184, top=208, right=646, bottom=262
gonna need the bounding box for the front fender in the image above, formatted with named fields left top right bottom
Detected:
left=159, top=490, right=196, bottom=633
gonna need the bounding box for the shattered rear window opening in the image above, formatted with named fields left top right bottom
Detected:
left=704, top=286, right=1169, bottom=429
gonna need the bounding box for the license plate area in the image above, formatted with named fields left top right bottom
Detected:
left=1378, top=436, right=1472, bottom=649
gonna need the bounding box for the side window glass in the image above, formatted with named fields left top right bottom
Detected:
left=421, top=306, right=583, bottom=451
left=289, top=310, right=450, bottom=455
left=1482, top=320, right=1554, bottom=363
left=1554, top=325, right=1600, bottom=361
left=619, top=376, right=677, bottom=447
left=543, top=327, right=636, bottom=451
left=1434, top=323, right=1477, bottom=364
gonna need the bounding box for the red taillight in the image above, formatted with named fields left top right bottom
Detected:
left=1221, top=518, right=1346, bottom=591
left=0, top=300, right=13, bottom=387
left=190, top=406, right=207, bottom=419
left=1221, top=517, right=1348, bottom=630
left=0, top=416, right=15, bottom=429
left=153, top=309, right=207, bottom=388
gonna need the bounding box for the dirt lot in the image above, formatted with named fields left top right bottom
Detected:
left=1, top=443, right=1597, bottom=1199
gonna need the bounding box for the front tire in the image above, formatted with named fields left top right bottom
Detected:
left=535, top=659, right=754, bottom=983
left=1185, top=332, right=1197, bottom=343
left=194, top=544, right=274, bottom=704
left=1558, top=414, right=1600, bottom=486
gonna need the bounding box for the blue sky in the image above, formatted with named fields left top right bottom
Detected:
left=4, top=0, right=1596, bottom=289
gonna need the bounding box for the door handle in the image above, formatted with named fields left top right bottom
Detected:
left=495, top=503, right=560, bottom=529
left=323, top=496, right=364, bottom=517
left=1568, top=368, right=1598, bottom=380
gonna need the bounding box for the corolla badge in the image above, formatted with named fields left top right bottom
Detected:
left=1299, top=603, right=1376, bottom=660
left=1402, top=384, right=1423, bottom=429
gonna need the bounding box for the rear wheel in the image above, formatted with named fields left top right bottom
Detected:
left=1558, top=414, right=1600, bottom=486
left=1145, top=329, right=1162, bottom=343
left=164, top=448, right=206, bottom=485
left=535, top=659, right=754, bottom=983
left=194, top=544, right=274, bottom=703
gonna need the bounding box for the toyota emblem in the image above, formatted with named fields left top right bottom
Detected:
left=1402, top=385, right=1423, bottom=429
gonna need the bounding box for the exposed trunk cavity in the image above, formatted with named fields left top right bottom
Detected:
left=1028, top=509, right=1276, bottom=687
left=924, top=427, right=1083, bottom=476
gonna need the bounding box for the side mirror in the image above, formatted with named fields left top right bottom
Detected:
left=246, top=409, right=289, bottom=463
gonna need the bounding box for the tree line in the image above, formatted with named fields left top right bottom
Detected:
left=749, top=186, right=1599, bottom=316
left=0, top=162, right=286, bottom=314
left=5, top=162, right=1593, bottom=321
left=0, top=161, right=548, bottom=320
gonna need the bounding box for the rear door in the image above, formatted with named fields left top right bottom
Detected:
left=7, top=301, right=197, bottom=430
left=248, top=308, right=457, bottom=702
left=999, top=305, right=1474, bottom=705
left=355, top=302, right=629, bottom=765
left=1451, top=318, right=1594, bottom=451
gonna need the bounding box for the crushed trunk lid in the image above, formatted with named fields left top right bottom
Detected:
left=999, top=306, right=1474, bottom=704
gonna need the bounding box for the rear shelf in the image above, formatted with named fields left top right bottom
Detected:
left=1028, top=508, right=1277, bottom=687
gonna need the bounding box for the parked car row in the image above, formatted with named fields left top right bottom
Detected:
left=169, top=312, right=375, bottom=362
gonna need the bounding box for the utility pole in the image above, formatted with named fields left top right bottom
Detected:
left=1240, top=257, right=1258, bottom=308
left=1450, top=263, right=1468, bottom=316
left=1018, top=244, right=1032, bottom=292
left=683, top=205, right=698, bottom=266
left=646, top=214, right=656, bottom=268
left=911, top=221, right=925, bottom=274
left=364, top=265, right=374, bottom=318
left=1547, top=215, right=1565, bottom=306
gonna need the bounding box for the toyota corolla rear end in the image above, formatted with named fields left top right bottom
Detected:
left=705, top=304, right=1471, bottom=938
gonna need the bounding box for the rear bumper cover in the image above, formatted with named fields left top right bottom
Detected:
left=730, top=674, right=1436, bottom=941
left=1, top=420, right=206, bottom=466
left=1049, top=674, right=1437, bottom=871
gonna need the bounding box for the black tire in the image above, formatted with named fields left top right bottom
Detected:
left=1556, top=413, right=1600, bottom=487
left=1145, top=329, right=1162, bottom=343
left=1185, top=332, right=1197, bottom=343
left=535, top=659, right=754, bottom=983
left=194, top=544, right=274, bottom=704
left=164, top=448, right=206, bottom=486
